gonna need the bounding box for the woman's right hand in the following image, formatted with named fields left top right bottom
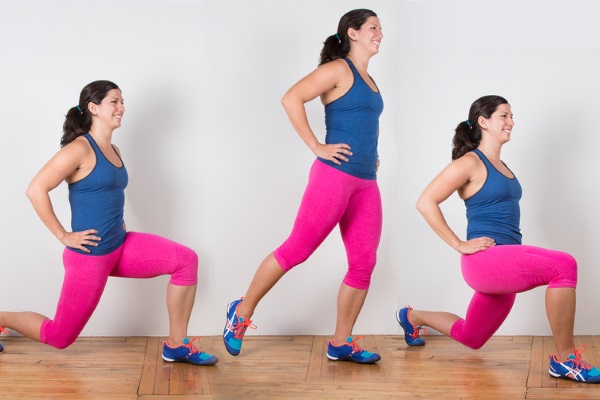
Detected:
left=61, top=229, right=101, bottom=253
left=456, top=237, right=495, bottom=254
left=313, top=143, right=352, bottom=165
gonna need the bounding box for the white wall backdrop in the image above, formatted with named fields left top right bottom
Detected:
left=1, top=0, right=599, bottom=338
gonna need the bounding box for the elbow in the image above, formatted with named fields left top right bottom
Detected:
left=280, top=91, right=292, bottom=111
left=281, top=88, right=302, bottom=113
left=416, top=196, right=437, bottom=219
left=25, top=182, right=42, bottom=204
left=415, top=196, right=426, bottom=215
left=25, top=184, right=35, bottom=202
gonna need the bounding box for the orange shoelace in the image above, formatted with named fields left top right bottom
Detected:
left=346, top=336, right=367, bottom=354
left=227, top=318, right=257, bottom=339
left=570, top=346, right=593, bottom=371
left=411, top=326, right=429, bottom=340
left=183, top=337, right=202, bottom=355
left=405, top=306, right=429, bottom=340
left=164, top=337, right=204, bottom=355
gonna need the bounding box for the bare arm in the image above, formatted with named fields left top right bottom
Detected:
left=416, top=155, right=495, bottom=254
left=281, top=59, right=353, bottom=165
left=26, top=140, right=101, bottom=252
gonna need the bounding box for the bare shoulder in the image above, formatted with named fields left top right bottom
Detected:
left=68, top=135, right=92, bottom=152
left=453, top=151, right=481, bottom=169
left=453, top=152, right=486, bottom=198
left=438, top=152, right=482, bottom=185
left=317, top=59, right=353, bottom=103
left=321, top=58, right=352, bottom=79
left=307, top=58, right=349, bottom=81
left=323, top=58, right=350, bottom=70
left=59, top=135, right=96, bottom=170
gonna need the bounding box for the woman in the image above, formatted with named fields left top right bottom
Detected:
left=223, top=9, right=384, bottom=363
left=397, top=95, right=600, bottom=382
left=0, top=80, right=217, bottom=366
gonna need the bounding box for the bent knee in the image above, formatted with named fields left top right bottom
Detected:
left=44, top=332, right=78, bottom=349
left=178, top=246, right=198, bottom=270
left=464, top=340, right=486, bottom=350
left=551, top=252, right=578, bottom=288
left=343, top=258, right=376, bottom=290
left=343, top=273, right=372, bottom=290
left=170, top=246, right=198, bottom=286
left=454, top=334, right=487, bottom=350
left=274, top=247, right=311, bottom=272
left=50, top=339, right=75, bottom=350
left=560, top=253, right=577, bottom=271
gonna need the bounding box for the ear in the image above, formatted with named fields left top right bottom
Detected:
left=87, top=102, right=98, bottom=116
left=477, top=115, right=487, bottom=130
left=347, top=27, right=358, bottom=41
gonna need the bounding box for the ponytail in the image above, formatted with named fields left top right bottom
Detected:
left=319, top=34, right=348, bottom=66
left=452, top=120, right=481, bottom=160
left=61, top=104, right=91, bottom=147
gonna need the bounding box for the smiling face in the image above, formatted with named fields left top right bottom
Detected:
left=89, top=88, right=125, bottom=130
left=479, top=103, right=514, bottom=143
left=348, top=16, right=383, bottom=55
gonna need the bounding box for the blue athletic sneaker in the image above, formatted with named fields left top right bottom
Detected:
left=327, top=336, right=381, bottom=364
left=162, top=337, right=219, bottom=366
left=396, top=306, right=426, bottom=346
left=223, top=298, right=256, bottom=356
left=549, top=349, right=600, bottom=383
left=0, top=327, right=8, bottom=352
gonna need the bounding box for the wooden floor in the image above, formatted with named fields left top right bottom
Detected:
left=1, top=335, right=600, bottom=399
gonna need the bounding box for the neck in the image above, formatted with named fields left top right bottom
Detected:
left=346, top=52, right=371, bottom=73
left=88, top=125, right=114, bottom=147
left=477, top=141, right=502, bottom=161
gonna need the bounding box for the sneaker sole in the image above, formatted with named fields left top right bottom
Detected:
left=162, top=355, right=219, bottom=366
left=224, top=301, right=242, bottom=356
left=326, top=352, right=380, bottom=364
left=549, top=369, right=600, bottom=383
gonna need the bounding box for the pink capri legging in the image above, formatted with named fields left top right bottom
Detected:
left=40, top=231, right=198, bottom=349
left=274, top=160, right=382, bottom=290
left=451, top=244, right=577, bottom=349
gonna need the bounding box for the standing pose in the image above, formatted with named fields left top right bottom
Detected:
left=397, top=95, right=600, bottom=382
left=0, top=80, right=217, bottom=366
left=223, top=9, right=384, bottom=363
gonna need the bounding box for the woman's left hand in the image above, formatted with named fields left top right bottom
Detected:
left=312, top=142, right=352, bottom=165
left=456, top=237, right=495, bottom=254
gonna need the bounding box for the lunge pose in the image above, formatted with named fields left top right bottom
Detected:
left=223, top=9, right=384, bottom=363
left=397, top=95, right=600, bottom=382
left=0, top=80, right=217, bottom=366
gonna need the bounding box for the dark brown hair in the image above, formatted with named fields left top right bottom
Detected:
left=61, top=80, right=120, bottom=147
left=451, top=95, right=509, bottom=160
left=319, top=9, right=378, bottom=66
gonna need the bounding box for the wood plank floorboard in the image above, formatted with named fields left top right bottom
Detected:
left=1, top=335, right=599, bottom=399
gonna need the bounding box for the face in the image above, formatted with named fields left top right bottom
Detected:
left=348, top=16, right=383, bottom=55
left=479, top=103, right=514, bottom=143
left=89, top=88, right=125, bottom=129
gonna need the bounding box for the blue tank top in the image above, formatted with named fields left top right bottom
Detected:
left=319, top=58, right=384, bottom=180
left=465, top=149, right=522, bottom=245
left=68, top=134, right=128, bottom=255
